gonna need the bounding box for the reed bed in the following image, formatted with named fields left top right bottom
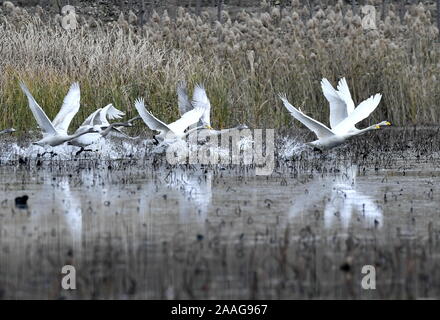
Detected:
left=0, top=0, right=439, bottom=133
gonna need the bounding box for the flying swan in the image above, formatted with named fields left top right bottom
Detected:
left=177, top=81, right=248, bottom=135
left=68, top=104, right=138, bottom=155
left=134, top=88, right=209, bottom=145
left=20, top=81, right=98, bottom=149
left=279, top=77, right=390, bottom=150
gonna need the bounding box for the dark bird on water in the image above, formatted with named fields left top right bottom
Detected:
left=15, top=195, right=29, bottom=209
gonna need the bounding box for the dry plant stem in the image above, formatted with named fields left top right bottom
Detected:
left=0, top=1, right=438, bottom=133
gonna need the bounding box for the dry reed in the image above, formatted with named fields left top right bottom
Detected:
left=0, top=1, right=438, bottom=133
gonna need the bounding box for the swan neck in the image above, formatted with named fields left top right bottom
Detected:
left=185, top=125, right=206, bottom=136
left=104, top=122, right=131, bottom=136
left=69, top=129, right=95, bottom=140
left=348, top=125, right=376, bottom=137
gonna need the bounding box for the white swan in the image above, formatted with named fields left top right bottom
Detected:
left=179, top=82, right=248, bottom=135
left=20, top=81, right=97, bottom=148
left=189, top=83, right=212, bottom=129
left=68, top=104, right=137, bottom=154
left=134, top=94, right=208, bottom=145
left=279, top=78, right=390, bottom=150
left=0, top=128, right=15, bottom=135
left=177, top=80, right=193, bottom=116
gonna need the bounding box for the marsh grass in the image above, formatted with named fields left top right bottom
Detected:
left=0, top=1, right=439, bottom=134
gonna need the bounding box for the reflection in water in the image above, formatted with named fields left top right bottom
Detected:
left=2, top=159, right=440, bottom=299
left=58, top=178, right=82, bottom=254
left=166, top=170, right=213, bottom=222
left=16, top=175, right=84, bottom=257
left=324, top=166, right=383, bottom=228
left=290, top=165, right=383, bottom=229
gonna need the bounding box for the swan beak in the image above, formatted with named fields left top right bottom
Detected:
left=375, top=125, right=381, bottom=129
left=385, top=121, right=391, bottom=126
left=205, top=125, right=213, bottom=130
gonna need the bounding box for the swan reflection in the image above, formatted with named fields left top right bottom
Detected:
left=290, top=165, right=383, bottom=228
left=165, top=169, right=213, bottom=222
left=58, top=177, right=82, bottom=254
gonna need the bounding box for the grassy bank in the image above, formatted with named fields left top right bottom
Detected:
left=0, top=1, right=439, bottom=133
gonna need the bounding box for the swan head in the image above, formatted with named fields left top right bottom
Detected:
left=86, top=127, right=100, bottom=133
left=375, top=121, right=391, bottom=129
left=119, top=122, right=133, bottom=128
left=306, top=141, right=324, bottom=151
left=0, top=128, right=16, bottom=134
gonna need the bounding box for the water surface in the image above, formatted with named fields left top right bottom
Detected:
left=1, top=130, right=440, bottom=299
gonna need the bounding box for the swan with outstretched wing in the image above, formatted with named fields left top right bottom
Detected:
left=190, top=84, right=249, bottom=136
left=68, top=104, right=139, bottom=154
left=134, top=91, right=209, bottom=144
left=20, top=81, right=98, bottom=148
left=279, top=78, right=390, bottom=150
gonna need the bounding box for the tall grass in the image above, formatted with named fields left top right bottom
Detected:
left=0, top=1, right=439, bottom=133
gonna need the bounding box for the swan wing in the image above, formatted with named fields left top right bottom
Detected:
left=134, top=98, right=170, bottom=134
left=336, top=77, right=355, bottom=115
left=19, top=81, right=57, bottom=135
left=101, top=104, right=125, bottom=122
left=79, top=108, right=101, bottom=128
left=83, top=104, right=123, bottom=128
left=333, top=94, right=382, bottom=134
left=191, top=83, right=211, bottom=127
left=177, top=80, right=192, bottom=115
left=279, top=94, right=334, bottom=140
left=321, top=78, right=349, bottom=129
left=168, top=105, right=205, bottom=135
left=92, top=108, right=107, bottom=127
left=52, top=82, right=81, bottom=133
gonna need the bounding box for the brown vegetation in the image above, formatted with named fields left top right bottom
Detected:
left=0, top=0, right=438, bottom=133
